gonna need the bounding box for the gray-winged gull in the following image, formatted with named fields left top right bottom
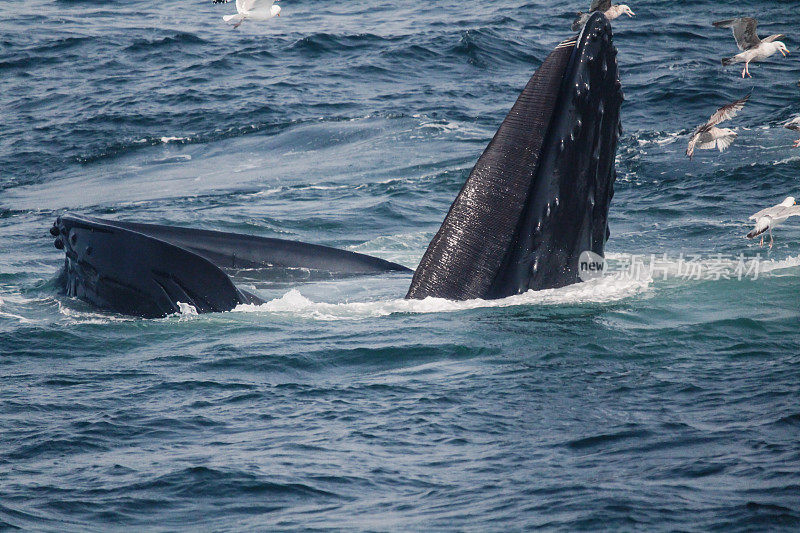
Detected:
left=713, top=18, right=788, bottom=78
left=747, top=197, right=800, bottom=248
left=784, top=116, right=800, bottom=148
left=572, top=0, right=634, bottom=32
left=686, top=94, right=750, bottom=159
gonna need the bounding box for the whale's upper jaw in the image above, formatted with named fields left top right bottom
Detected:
left=490, top=14, right=623, bottom=296
left=407, top=13, right=622, bottom=301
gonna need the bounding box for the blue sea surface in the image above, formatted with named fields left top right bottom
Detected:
left=2, top=0, right=800, bottom=530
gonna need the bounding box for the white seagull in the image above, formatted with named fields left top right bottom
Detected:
left=214, top=0, right=281, bottom=29
left=747, top=197, right=800, bottom=248
left=784, top=116, right=800, bottom=148
left=571, top=0, right=635, bottom=32
left=713, top=18, right=788, bottom=78
left=686, top=94, right=750, bottom=159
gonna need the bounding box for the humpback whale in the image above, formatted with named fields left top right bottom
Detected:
left=49, top=13, right=622, bottom=317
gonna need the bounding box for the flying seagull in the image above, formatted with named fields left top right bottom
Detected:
left=571, top=0, right=634, bottom=32
left=713, top=18, right=788, bottom=78
left=686, top=94, right=750, bottom=159
left=747, top=197, right=800, bottom=248
left=214, top=0, right=281, bottom=29
left=785, top=116, right=800, bottom=147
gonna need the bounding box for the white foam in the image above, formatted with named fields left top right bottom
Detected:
left=655, top=132, right=682, bottom=146
left=55, top=299, right=132, bottom=325
left=247, top=176, right=431, bottom=201
left=758, top=254, right=800, bottom=274
left=418, top=119, right=460, bottom=133
left=177, top=302, right=198, bottom=315
left=773, top=154, right=800, bottom=165
left=232, top=275, right=651, bottom=321
left=414, top=116, right=485, bottom=139
left=248, top=182, right=356, bottom=197
left=635, top=131, right=683, bottom=147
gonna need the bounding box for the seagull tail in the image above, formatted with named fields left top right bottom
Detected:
left=721, top=56, right=735, bottom=66
left=223, top=13, right=244, bottom=23
left=747, top=220, right=770, bottom=239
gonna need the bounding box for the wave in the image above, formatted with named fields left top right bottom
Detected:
left=121, top=466, right=342, bottom=501
left=448, top=28, right=540, bottom=68
left=232, top=275, right=652, bottom=321
left=72, top=120, right=289, bottom=165
left=0, top=292, right=37, bottom=324
left=123, top=32, right=207, bottom=52
left=288, top=32, right=397, bottom=54
left=68, top=108, right=424, bottom=167
left=22, top=111, right=470, bottom=179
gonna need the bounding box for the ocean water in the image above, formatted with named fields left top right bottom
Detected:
left=2, top=0, right=800, bottom=529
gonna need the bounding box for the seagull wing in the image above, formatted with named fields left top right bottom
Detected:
left=762, top=34, right=786, bottom=43
left=686, top=129, right=703, bottom=159
left=697, top=140, right=717, bottom=150
left=750, top=205, right=779, bottom=220
left=707, top=94, right=750, bottom=127
left=715, top=133, right=737, bottom=152
left=236, top=0, right=260, bottom=12
left=713, top=18, right=760, bottom=51
left=250, top=0, right=276, bottom=12
left=736, top=18, right=761, bottom=50
left=590, top=0, right=611, bottom=12
left=774, top=206, right=800, bottom=219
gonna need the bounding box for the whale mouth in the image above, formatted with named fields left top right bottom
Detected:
left=407, top=13, right=623, bottom=301
left=49, top=13, right=622, bottom=318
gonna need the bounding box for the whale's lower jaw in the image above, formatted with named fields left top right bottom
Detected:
left=406, top=13, right=622, bottom=301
